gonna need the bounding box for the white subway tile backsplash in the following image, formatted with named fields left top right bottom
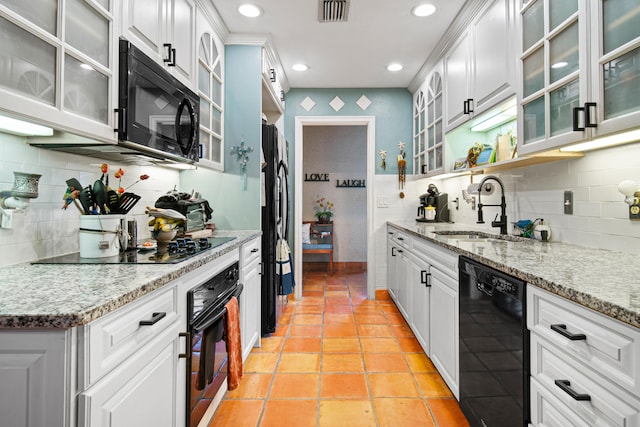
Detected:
left=411, top=143, right=640, bottom=253
left=0, top=133, right=181, bottom=266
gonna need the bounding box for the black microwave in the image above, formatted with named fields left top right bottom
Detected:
left=117, top=39, right=199, bottom=164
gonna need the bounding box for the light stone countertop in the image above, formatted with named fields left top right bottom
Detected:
left=389, top=220, right=640, bottom=329
left=0, top=230, right=260, bottom=329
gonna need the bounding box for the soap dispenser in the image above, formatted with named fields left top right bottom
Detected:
left=534, top=219, right=551, bottom=241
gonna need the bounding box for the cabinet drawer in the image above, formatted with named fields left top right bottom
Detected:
left=83, top=286, right=179, bottom=386
left=412, top=237, right=458, bottom=278
left=531, top=377, right=590, bottom=427
left=531, top=333, right=640, bottom=427
left=528, top=286, right=640, bottom=396
left=241, top=238, right=261, bottom=266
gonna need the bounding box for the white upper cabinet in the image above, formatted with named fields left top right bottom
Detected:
left=0, top=0, right=116, bottom=141
left=518, top=0, right=640, bottom=155
left=195, top=8, right=224, bottom=170
left=589, top=0, right=640, bottom=139
left=413, top=64, right=444, bottom=176
left=444, top=0, right=515, bottom=131
left=120, top=0, right=195, bottom=87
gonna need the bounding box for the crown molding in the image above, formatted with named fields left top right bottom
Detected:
left=408, top=0, right=492, bottom=93
left=195, top=0, right=229, bottom=41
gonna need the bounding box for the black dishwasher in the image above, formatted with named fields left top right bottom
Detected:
left=458, top=256, right=529, bottom=427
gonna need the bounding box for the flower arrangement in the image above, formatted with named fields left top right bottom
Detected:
left=313, top=196, right=335, bottom=223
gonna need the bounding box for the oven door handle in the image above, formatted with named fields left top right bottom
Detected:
left=178, top=331, right=191, bottom=359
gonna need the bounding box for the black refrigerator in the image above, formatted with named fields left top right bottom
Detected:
left=261, top=122, right=290, bottom=335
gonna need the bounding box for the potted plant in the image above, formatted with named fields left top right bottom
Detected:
left=313, top=196, right=335, bottom=223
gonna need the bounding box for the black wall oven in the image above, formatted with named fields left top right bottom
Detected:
left=186, top=262, right=242, bottom=427
left=459, top=256, right=530, bottom=427
left=117, top=38, right=199, bottom=164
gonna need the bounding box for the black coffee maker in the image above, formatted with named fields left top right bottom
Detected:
left=417, top=184, right=450, bottom=222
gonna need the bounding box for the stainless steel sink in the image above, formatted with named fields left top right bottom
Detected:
left=432, top=231, right=526, bottom=243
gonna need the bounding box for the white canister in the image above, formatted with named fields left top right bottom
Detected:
left=79, top=215, right=124, bottom=258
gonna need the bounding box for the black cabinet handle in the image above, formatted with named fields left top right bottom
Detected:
left=555, top=380, right=591, bottom=401
left=178, top=331, right=191, bottom=359
left=463, top=99, right=469, bottom=114
left=388, top=232, right=394, bottom=235
left=585, top=102, right=597, bottom=128
left=420, top=270, right=431, bottom=287
left=467, top=98, right=474, bottom=113
left=139, top=312, right=166, bottom=326
left=251, top=248, right=259, bottom=253
left=391, top=247, right=396, bottom=257
left=163, top=43, right=173, bottom=63
left=398, top=237, right=404, bottom=241
left=397, top=249, right=404, bottom=253
left=572, top=106, right=585, bottom=131
left=551, top=324, right=586, bottom=341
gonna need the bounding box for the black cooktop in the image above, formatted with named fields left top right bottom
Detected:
left=32, top=236, right=236, bottom=265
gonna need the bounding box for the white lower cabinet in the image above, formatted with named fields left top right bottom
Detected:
left=78, top=320, right=183, bottom=427
left=240, top=237, right=262, bottom=360
left=408, top=253, right=430, bottom=354
left=386, top=225, right=459, bottom=397
left=528, top=286, right=640, bottom=427
left=429, top=266, right=459, bottom=399
left=0, top=329, right=75, bottom=427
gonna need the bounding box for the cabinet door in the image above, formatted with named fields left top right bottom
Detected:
left=395, top=249, right=410, bottom=319
left=78, top=321, right=183, bottom=427
left=241, top=260, right=261, bottom=360
left=387, top=238, right=398, bottom=300
left=409, top=256, right=430, bottom=354
left=430, top=267, right=459, bottom=399
left=0, top=330, right=72, bottom=427
left=167, top=0, right=195, bottom=84
left=473, top=0, right=513, bottom=112
left=590, top=0, right=640, bottom=139
left=519, top=0, right=589, bottom=155
left=121, top=0, right=164, bottom=63
left=444, top=30, right=472, bottom=130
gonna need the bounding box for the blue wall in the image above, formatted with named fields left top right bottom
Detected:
left=283, top=88, right=413, bottom=176
left=181, top=44, right=262, bottom=230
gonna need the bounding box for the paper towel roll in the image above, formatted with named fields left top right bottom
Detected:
left=467, top=183, right=495, bottom=195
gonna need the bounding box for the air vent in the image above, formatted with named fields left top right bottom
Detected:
left=319, top=0, right=350, bottom=23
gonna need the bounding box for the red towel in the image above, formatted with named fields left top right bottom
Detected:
left=224, top=296, right=243, bottom=390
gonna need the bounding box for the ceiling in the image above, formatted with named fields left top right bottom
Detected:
left=209, top=0, right=468, bottom=89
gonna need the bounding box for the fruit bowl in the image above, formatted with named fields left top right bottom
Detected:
left=152, top=229, right=177, bottom=243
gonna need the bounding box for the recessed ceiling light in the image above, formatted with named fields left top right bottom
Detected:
left=238, top=3, right=262, bottom=17
left=551, top=61, right=568, bottom=69
left=387, top=63, right=403, bottom=72
left=412, top=4, right=437, bottom=17
left=292, top=63, right=309, bottom=71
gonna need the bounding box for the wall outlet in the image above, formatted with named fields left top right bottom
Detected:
left=564, top=190, right=573, bottom=215
left=377, top=195, right=389, bottom=208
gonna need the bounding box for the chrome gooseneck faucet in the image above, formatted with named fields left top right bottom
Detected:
left=476, top=175, right=508, bottom=235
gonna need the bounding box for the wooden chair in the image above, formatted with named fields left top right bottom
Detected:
left=302, top=221, right=334, bottom=274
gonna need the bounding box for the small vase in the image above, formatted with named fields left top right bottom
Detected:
left=317, top=214, right=331, bottom=224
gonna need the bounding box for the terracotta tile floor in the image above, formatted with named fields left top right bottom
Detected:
left=210, top=263, right=469, bottom=426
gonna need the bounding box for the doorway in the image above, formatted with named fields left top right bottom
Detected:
left=294, top=116, right=376, bottom=301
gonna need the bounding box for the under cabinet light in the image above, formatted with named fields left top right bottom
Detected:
left=0, top=115, right=53, bottom=136
left=471, top=105, right=517, bottom=132
left=560, top=129, right=640, bottom=152
left=387, top=63, right=403, bottom=71
left=292, top=63, right=309, bottom=71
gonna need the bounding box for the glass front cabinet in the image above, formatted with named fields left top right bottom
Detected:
left=0, top=0, right=115, bottom=141
left=518, top=0, right=640, bottom=155
left=413, top=65, right=444, bottom=176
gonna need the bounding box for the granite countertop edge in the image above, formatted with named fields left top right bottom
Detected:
left=0, top=230, right=261, bottom=329
left=388, top=221, right=640, bottom=330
